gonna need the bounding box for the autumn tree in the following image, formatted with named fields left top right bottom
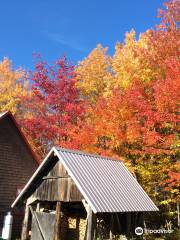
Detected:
left=20, top=57, right=85, bottom=157
left=74, top=0, right=180, bottom=228
left=75, top=57, right=180, bottom=228
left=112, top=0, right=180, bottom=89
left=75, top=44, right=113, bottom=103
left=0, top=58, right=27, bottom=114
left=112, top=30, right=151, bottom=88
left=9, top=0, right=178, bottom=230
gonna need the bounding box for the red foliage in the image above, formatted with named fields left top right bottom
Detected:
left=76, top=58, right=180, bottom=158
left=167, top=171, right=180, bottom=187
left=157, top=0, right=180, bottom=30
left=127, top=59, right=179, bottom=154
left=21, top=56, right=85, bottom=157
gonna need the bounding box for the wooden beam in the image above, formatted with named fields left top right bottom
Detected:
left=21, top=203, right=30, bottom=240
left=36, top=202, right=40, bottom=212
left=86, top=207, right=96, bottom=240
left=109, top=214, right=114, bottom=240
left=27, top=196, right=37, bottom=205
left=82, top=199, right=89, bottom=213
left=126, top=212, right=131, bottom=236
left=115, top=213, right=121, bottom=233
left=42, top=176, right=70, bottom=180
left=53, top=202, right=62, bottom=240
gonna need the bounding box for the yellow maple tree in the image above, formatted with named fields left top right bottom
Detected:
left=112, top=30, right=157, bottom=89
left=75, top=44, right=113, bottom=103
left=0, top=58, right=28, bottom=114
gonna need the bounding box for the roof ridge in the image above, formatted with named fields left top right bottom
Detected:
left=55, top=146, right=120, bottom=161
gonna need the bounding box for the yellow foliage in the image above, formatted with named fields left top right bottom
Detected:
left=75, top=44, right=113, bottom=103
left=112, top=30, right=157, bottom=88
left=0, top=58, right=28, bottom=114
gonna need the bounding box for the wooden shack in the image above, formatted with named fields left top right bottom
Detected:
left=0, top=111, right=38, bottom=237
left=12, top=147, right=158, bottom=240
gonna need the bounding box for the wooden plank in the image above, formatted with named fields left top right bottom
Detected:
left=31, top=214, right=44, bottom=240
left=27, top=196, right=38, bottom=205
left=36, top=202, right=40, bottom=212
left=48, top=179, right=52, bottom=201
left=53, top=202, right=62, bottom=240
left=59, top=178, right=65, bottom=200
left=34, top=212, right=55, bottom=240
left=29, top=206, right=46, bottom=240
left=126, top=212, right=131, bottom=236
left=43, top=176, right=70, bottom=180
left=21, top=203, right=30, bottom=240
left=66, top=177, right=71, bottom=201
left=31, top=162, right=83, bottom=202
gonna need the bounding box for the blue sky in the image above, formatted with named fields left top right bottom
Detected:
left=0, top=0, right=165, bottom=70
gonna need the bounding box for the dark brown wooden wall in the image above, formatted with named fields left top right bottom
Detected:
left=32, top=161, right=83, bottom=202
left=0, top=116, right=38, bottom=237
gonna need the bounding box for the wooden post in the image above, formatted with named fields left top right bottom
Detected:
left=126, top=212, right=131, bottom=236
left=36, top=202, right=40, bottom=212
left=86, top=207, right=96, bottom=240
left=109, top=214, right=114, bottom=240
left=54, top=201, right=62, bottom=240
left=93, top=214, right=97, bottom=240
left=21, top=203, right=30, bottom=240
left=115, top=213, right=121, bottom=233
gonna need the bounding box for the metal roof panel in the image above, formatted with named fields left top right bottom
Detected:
left=55, top=147, right=158, bottom=213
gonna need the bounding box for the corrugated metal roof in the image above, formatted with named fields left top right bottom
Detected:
left=12, top=146, right=158, bottom=213
left=55, top=147, right=158, bottom=213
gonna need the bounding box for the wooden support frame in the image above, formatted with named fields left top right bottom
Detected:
left=83, top=201, right=96, bottom=240
left=21, top=203, right=30, bottom=240
left=109, top=214, right=114, bottom=240
left=53, top=201, right=62, bottom=240
left=115, top=213, right=121, bottom=233
left=27, top=196, right=38, bottom=206
left=126, top=212, right=132, bottom=236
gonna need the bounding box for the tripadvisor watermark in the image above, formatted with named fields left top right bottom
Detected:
left=135, top=227, right=174, bottom=236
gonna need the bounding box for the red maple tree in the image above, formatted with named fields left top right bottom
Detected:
left=20, top=56, right=85, bottom=157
